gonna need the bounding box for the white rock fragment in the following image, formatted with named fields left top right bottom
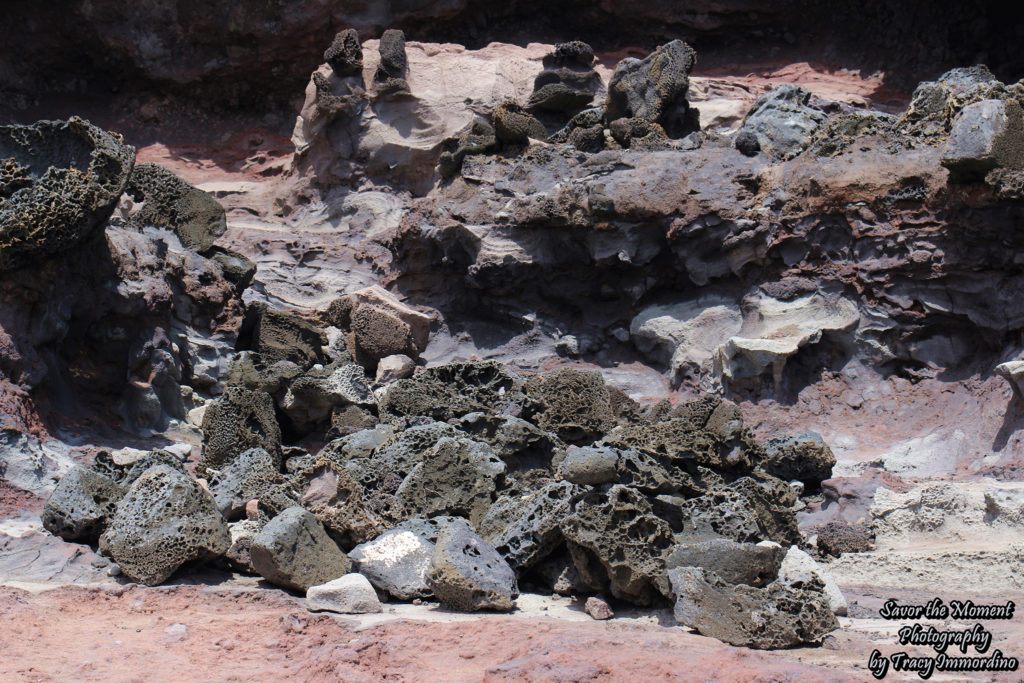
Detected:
left=306, top=573, right=383, bottom=614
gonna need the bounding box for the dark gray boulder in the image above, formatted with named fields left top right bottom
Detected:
left=528, top=41, right=601, bottom=116
left=605, top=40, right=698, bottom=138
left=250, top=506, right=351, bottom=592
left=560, top=485, right=673, bottom=605
left=41, top=466, right=124, bottom=542
left=200, top=386, right=283, bottom=471
left=669, top=567, right=838, bottom=649
left=454, top=411, right=561, bottom=472
left=125, top=163, right=226, bottom=252
left=494, top=101, right=548, bottom=145
left=478, top=481, right=582, bottom=573
left=941, top=98, right=1024, bottom=180
left=291, top=457, right=386, bottom=549
left=678, top=477, right=801, bottom=546
left=0, top=117, right=134, bottom=271
left=349, top=526, right=435, bottom=599
left=558, top=446, right=673, bottom=493
left=737, top=85, right=827, bottom=160
left=373, top=29, right=409, bottom=97
left=206, top=447, right=283, bottom=520
left=760, top=432, right=836, bottom=490
left=665, top=538, right=784, bottom=587
left=279, top=362, right=374, bottom=432
left=429, top=519, right=518, bottom=612
left=98, top=464, right=231, bottom=585
left=394, top=436, right=505, bottom=525
left=438, top=118, right=499, bottom=178
left=237, top=303, right=325, bottom=368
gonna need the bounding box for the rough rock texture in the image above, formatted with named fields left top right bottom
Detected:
left=373, top=29, right=409, bottom=97
left=325, top=29, right=363, bottom=77
left=200, top=387, right=283, bottom=470
left=125, top=163, right=226, bottom=252
left=237, top=303, right=325, bottom=368
left=98, top=464, right=231, bottom=585
left=760, top=432, right=836, bottom=490
left=349, top=527, right=435, bottom=599
left=560, top=485, right=673, bottom=604
left=250, top=506, right=351, bottom=592
left=429, top=519, right=518, bottom=612
left=816, top=521, right=873, bottom=557
left=737, top=85, right=827, bottom=159
left=528, top=41, right=601, bottom=117
left=306, top=573, right=383, bottom=614
left=585, top=596, right=614, bottom=620
left=494, top=101, right=548, bottom=145
left=0, top=118, right=134, bottom=271
left=378, top=361, right=525, bottom=422
left=941, top=98, right=1024, bottom=179
left=291, top=458, right=386, bottom=549
left=605, top=40, right=697, bottom=137
left=523, top=368, right=615, bottom=443
left=665, top=538, right=784, bottom=587
left=205, top=447, right=283, bottom=520
left=41, top=466, right=124, bottom=542
left=479, top=481, right=581, bottom=572
left=777, top=545, right=847, bottom=616
left=669, top=567, right=839, bottom=649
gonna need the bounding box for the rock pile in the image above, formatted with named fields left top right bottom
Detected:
left=43, top=344, right=844, bottom=647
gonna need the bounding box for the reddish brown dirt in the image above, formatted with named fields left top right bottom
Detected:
left=0, top=585, right=854, bottom=682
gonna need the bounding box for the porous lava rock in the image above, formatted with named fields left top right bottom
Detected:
left=816, top=520, right=873, bottom=557
left=373, top=29, right=410, bottom=97
left=237, top=303, right=325, bottom=368
left=205, top=447, right=283, bottom=521
left=0, top=117, right=134, bottom=271
left=494, top=101, right=548, bottom=145
left=250, top=506, right=351, bottom=592
left=41, top=466, right=124, bottom=542
left=760, top=432, right=836, bottom=491
left=99, top=464, right=230, bottom=585
left=665, top=538, right=784, bottom=587
left=125, top=162, right=226, bottom=252
left=523, top=368, right=615, bottom=444
left=378, top=361, right=526, bottom=422
left=604, top=40, right=698, bottom=138
left=325, top=29, right=363, bottom=77
left=736, top=85, right=827, bottom=159
left=291, top=457, right=387, bottom=549
left=527, top=41, right=601, bottom=116
left=669, top=567, right=839, bottom=649
left=200, top=387, right=283, bottom=471
left=560, top=485, right=674, bottom=604
left=429, top=519, right=518, bottom=612
left=941, top=98, right=1024, bottom=180
left=479, top=481, right=582, bottom=573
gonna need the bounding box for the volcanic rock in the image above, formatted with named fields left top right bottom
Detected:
left=325, top=29, right=363, bottom=77
left=605, top=40, right=697, bottom=138
left=378, top=361, right=526, bottom=422
left=669, top=567, right=839, bottom=649
left=307, top=573, right=382, bottom=614
left=737, top=85, right=827, bottom=159
left=99, top=464, right=230, bottom=585
left=250, top=506, right=351, bottom=592
left=941, top=98, right=1024, bottom=180
left=0, top=117, right=134, bottom=271
left=429, top=519, right=518, bottom=612
left=527, top=41, right=601, bottom=116
left=560, top=485, right=674, bottom=605
left=200, top=387, right=283, bottom=471
left=760, top=432, right=836, bottom=491
left=205, top=447, right=283, bottom=521
left=665, top=538, right=784, bottom=587
left=373, top=29, right=409, bottom=97
left=494, top=101, right=548, bottom=145
left=225, top=519, right=261, bottom=573
left=585, top=596, right=614, bottom=620
left=291, top=458, right=386, bottom=549
left=125, top=163, right=226, bottom=252
left=816, top=521, right=873, bottom=557
left=237, top=303, right=325, bottom=368
left=41, top=466, right=124, bottom=542
left=478, top=481, right=582, bottom=573
left=777, top=545, right=847, bottom=616
left=375, top=354, right=415, bottom=383
left=349, top=527, right=435, bottom=599
left=523, top=368, right=615, bottom=444
left=454, top=412, right=561, bottom=471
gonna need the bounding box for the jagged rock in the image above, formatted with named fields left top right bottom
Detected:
left=200, top=386, right=283, bottom=470
left=669, top=567, right=838, bottom=649
left=560, top=485, right=673, bottom=605
left=602, top=418, right=753, bottom=477
left=454, top=412, right=561, bottom=471
left=325, top=29, right=363, bottom=77
left=494, top=101, right=548, bottom=145
left=378, top=361, right=525, bottom=422
left=605, top=40, right=697, bottom=138
left=41, top=466, right=124, bottom=542
left=125, top=163, right=226, bottom=252
left=523, top=368, right=615, bottom=444
left=479, top=481, right=582, bottom=572
left=665, top=538, right=783, bottom=587
left=339, top=286, right=433, bottom=366
left=527, top=41, right=600, bottom=116
left=429, top=519, right=518, bottom=612
left=677, top=477, right=801, bottom=545
left=567, top=124, right=606, bottom=152
left=585, top=596, right=614, bottom=620
left=941, top=99, right=1024, bottom=180
left=225, top=519, right=261, bottom=573
left=375, top=354, right=415, bottom=383
left=224, top=351, right=303, bottom=394
left=205, top=245, right=256, bottom=293
left=291, top=458, right=386, bottom=549
left=205, top=447, right=283, bottom=520
left=549, top=106, right=604, bottom=143
left=280, top=362, right=374, bottom=431
left=349, top=527, right=435, bottom=599
left=99, top=464, right=230, bottom=585
left=734, top=129, right=760, bottom=156
left=438, top=118, right=499, bottom=177
left=328, top=420, right=459, bottom=491
left=760, top=432, right=836, bottom=490
left=237, top=303, right=325, bottom=368
left=395, top=436, right=505, bottom=525
left=0, top=117, right=134, bottom=271
left=393, top=516, right=465, bottom=543
left=816, top=520, right=872, bottom=557
left=778, top=545, right=847, bottom=616
left=529, top=548, right=591, bottom=595
left=307, top=573, right=382, bottom=613
left=92, top=449, right=187, bottom=487
left=250, top=506, right=351, bottom=592
left=373, top=29, right=409, bottom=97
left=608, top=117, right=672, bottom=150
left=737, top=85, right=827, bottom=160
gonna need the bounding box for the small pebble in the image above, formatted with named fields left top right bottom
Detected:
left=585, top=596, right=614, bottom=621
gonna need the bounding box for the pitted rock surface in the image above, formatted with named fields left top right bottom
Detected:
left=250, top=506, right=351, bottom=593
left=200, top=387, right=283, bottom=471
left=349, top=527, right=435, bottom=599
left=479, top=481, right=582, bottom=573
left=41, top=466, right=124, bottom=542
left=99, top=464, right=230, bottom=586
left=429, top=519, right=518, bottom=612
